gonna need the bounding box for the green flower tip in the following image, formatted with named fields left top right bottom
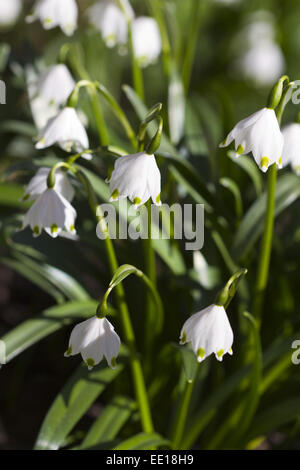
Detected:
left=236, top=144, right=244, bottom=156
left=156, top=193, right=161, bottom=204
left=44, top=17, right=52, bottom=25
left=64, top=345, right=72, bottom=357
left=70, top=224, right=75, bottom=232
left=260, top=156, right=269, bottom=170
left=86, top=358, right=95, bottom=370
left=180, top=331, right=187, bottom=344
left=197, top=348, right=205, bottom=359
left=133, top=197, right=141, bottom=206
left=51, top=223, right=58, bottom=234
left=111, top=188, right=119, bottom=200
left=110, top=357, right=117, bottom=368
left=33, top=226, right=40, bottom=236
left=217, top=349, right=224, bottom=358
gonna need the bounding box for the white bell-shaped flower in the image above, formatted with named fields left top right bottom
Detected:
left=22, top=167, right=75, bottom=202
left=109, top=151, right=162, bottom=207
left=282, top=123, right=300, bottom=175
left=238, top=41, right=285, bottom=87
left=37, top=64, right=75, bottom=107
left=36, top=107, right=89, bottom=155
left=180, top=304, right=234, bottom=362
left=220, top=107, right=283, bottom=172
left=26, top=0, right=78, bottom=36
left=64, top=316, right=121, bottom=370
left=0, top=0, right=22, bottom=27
left=132, top=17, right=162, bottom=68
left=22, top=188, right=77, bottom=238
left=26, top=66, right=59, bottom=131
left=87, top=0, right=132, bottom=48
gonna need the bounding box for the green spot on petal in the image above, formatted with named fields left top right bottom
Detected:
left=65, top=345, right=72, bottom=356
left=181, top=331, right=187, bottom=343
left=133, top=197, right=142, bottom=206
left=33, top=226, right=40, bottom=235
left=44, top=17, right=52, bottom=25
left=23, top=194, right=29, bottom=201
left=278, top=156, right=282, bottom=165
left=260, top=156, right=269, bottom=169
left=197, top=348, right=205, bottom=359
left=217, top=349, right=224, bottom=358
left=236, top=144, right=244, bottom=155
left=111, top=357, right=117, bottom=368
left=70, top=224, right=75, bottom=232
left=156, top=193, right=161, bottom=204
left=51, top=224, right=58, bottom=234
left=86, top=358, right=95, bottom=369
left=111, top=188, right=119, bottom=200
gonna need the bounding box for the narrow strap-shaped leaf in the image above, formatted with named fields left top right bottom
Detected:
left=113, top=432, right=169, bottom=450
left=34, top=355, right=126, bottom=450
left=78, top=395, right=136, bottom=449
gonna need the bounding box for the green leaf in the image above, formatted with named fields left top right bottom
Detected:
left=113, top=432, right=169, bottom=450
left=220, top=177, right=243, bottom=219
left=228, top=151, right=263, bottom=197
left=78, top=395, right=136, bottom=449
left=0, top=183, right=29, bottom=208
left=1, top=300, right=98, bottom=362
left=34, top=357, right=126, bottom=450
left=232, top=173, right=300, bottom=260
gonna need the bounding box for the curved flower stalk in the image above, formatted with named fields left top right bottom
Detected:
left=22, top=188, right=77, bottom=238
left=220, top=107, right=283, bottom=172
left=180, top=305, right=233, bottom=362
left=282, top=123, right=300, bottom=175
left=0, top=0, right=22, bottom=28
left=64, top=315, right=121, bottom=370
left=108, top=151, right=162, bottom=207
left=26, top=0, right=78, bottom=36
left=87, top=0, right=133, bottom=49
left=37, top=64, right=76, bottom=107
left=22, top=167, right=75, bottom=202
left=131, top=17, right=162, bottom=68
left=36, top=107, right=90, bottom=158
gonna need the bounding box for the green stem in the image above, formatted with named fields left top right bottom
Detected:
left=171, top=379, right=196, bottom=449
left=103, top=236, right=154, bottom=433
left=143, top=200, right=157, bottom=353
left=76, top=169, right=154, bottom=433
left=252, top=162, right=277, bottom=327
left=182, top=0, right=202, bottom=93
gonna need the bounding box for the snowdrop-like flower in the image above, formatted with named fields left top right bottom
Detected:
left=22, top=167, right=75, bottom=202
left=64, top=316, right=121, bottom=370
left=26, top=66, right=59, bottom=131
left=239, top=41, right=285, bottom=87
left=26, top=0, right=78, bottom=36
left=132, top=17, right=162, bottom=68
left=0, top=0, right=22, bottom=28
left=22, top=188, right=77, bottom=238
left=109, top=151, right=161, bottom=207
left=37, top=64, right=75, bottom=107
left=282, top=123, right=300, bottom=175
left=87, top=0, right=133, bottom=48
left=36, top=107, right=89, bottom=154
left=180, top=304, right=233, bottom=362
left=220, top=107, right=283, bottom=172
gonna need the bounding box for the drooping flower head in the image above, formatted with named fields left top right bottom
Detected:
left=131, top=17, right=162, bottom=68
left=26, top=0, right=78, bottom=36
left=37, top=64, right=76, bottom=107
left=36, top=107, right=89, bottom=155
left=22, top=188, right=77, bottom=238
left=220, top=107, right=283, bottom=172
left=108, top=151, right=162, bottom=207
left=87, top=0, right=133, bottom=48
left=65, top=316, right=121, bottom=370
left=180, top=304, right=234, bottom=362
left=282, top=123, right=300, bottom=175
left=22, top=167, right=75, bottom=202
